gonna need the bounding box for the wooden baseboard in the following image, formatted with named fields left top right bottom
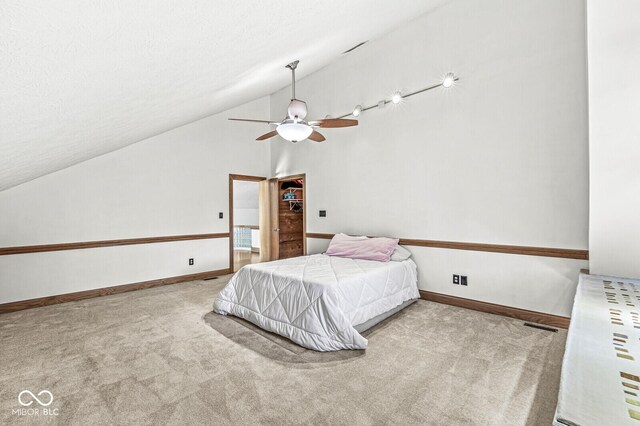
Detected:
left=419, top=290, right=570, bottom=328
left=0, top=268, right=232, bottom=315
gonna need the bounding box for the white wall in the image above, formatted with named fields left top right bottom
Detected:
left=233, top=180, right=260, bottom=226
left=0, top=97, right=270, bottom=304
left=587, top=0, right=640, bottom=279
left=233, top=209, right=259, bottom=227
left=251, top=229, right=260, bottom=249
left=273, top=0, right=589, bottom=316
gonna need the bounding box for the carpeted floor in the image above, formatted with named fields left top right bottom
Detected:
left=0, top=275, right=566, bottom=425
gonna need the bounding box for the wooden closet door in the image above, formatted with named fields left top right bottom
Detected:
left=278, top=184, right=304, bottom=259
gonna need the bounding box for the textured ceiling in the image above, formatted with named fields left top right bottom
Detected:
left=0, top=0, right=446, bottom=191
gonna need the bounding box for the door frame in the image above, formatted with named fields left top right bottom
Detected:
left=229, top=174, right=266, bottom=272
left=276, top=173, right=307, bottom=256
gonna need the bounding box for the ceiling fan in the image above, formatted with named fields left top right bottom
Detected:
left=229, top=60, right=358, bottom=143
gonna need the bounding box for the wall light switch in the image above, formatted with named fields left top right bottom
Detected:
left=219, top=212, right=223, bottom=219
left=319, top=210, right=327, bottom=218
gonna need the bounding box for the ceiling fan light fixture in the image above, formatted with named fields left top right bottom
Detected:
left=287, top=99, right=308, bottom=120
left=352, top=105, right=362, bottom=117
left=229, top=61, right=358, bottom=143
left=276, top=121, right=313, bottom=142
left=442, top=73, right=455, bottom=88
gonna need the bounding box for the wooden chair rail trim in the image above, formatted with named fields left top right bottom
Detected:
left=0, top=233, right=230, bottom=256
left=419, top=290, right=570, bottom=328
left=0, top=268, right=232, bottom=314
left=305, top=232, right=588, bottom=260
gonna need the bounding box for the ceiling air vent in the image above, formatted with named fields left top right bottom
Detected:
left=342, top=41, right=367, bottom=54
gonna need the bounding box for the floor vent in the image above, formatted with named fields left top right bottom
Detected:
left=342, top=41, right=367, bottom=54
left=524, top=322, right=558, bottom=332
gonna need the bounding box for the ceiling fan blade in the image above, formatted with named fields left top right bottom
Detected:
left=229, top=118, right=277, bottom=124
left=308, top=118, right=358, bottom=128
left=308, top=130, right=326, bottom=142
left=256, top=130, right=279, bottom=141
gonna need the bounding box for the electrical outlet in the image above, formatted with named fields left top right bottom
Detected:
left=461, top=275, right=468, bottom=286
left=453, top=274, right=460, bottom=285
left=188, top=258, right=194, bottom=266
left=219, top=212, right=223, bottom=219
left=319, top=210, right=326, bottom=218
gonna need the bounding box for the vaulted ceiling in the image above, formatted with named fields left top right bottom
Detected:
left=0, top=0, right=446, bottom=191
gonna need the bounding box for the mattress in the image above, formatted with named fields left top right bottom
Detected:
left=213, top=254, right=419, bottom=351
left=555, top=273, right=640, bottom=426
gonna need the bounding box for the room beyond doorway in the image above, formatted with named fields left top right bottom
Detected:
left=229, top=174, right=265, bottom=272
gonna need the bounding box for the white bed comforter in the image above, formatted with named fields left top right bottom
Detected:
left=213, top=254, right=419, bottom=351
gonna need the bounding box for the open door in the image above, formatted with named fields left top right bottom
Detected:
left=259, top=174, right=306, bottom=262
left=259, top=178, right=280, bottom=262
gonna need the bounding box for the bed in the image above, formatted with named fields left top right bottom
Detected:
left=212, top=253, right=419, bottom=351
left=554, top=273, right=640, bottom=425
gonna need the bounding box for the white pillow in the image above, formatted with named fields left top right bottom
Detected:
left=390, top=245, right=412, bottom=261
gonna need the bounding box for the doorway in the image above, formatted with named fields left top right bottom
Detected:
left=229, top=173, right=307, bottom=272
left=229, top=174, right=265, bottom=272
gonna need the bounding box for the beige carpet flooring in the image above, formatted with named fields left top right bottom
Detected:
left=0, top=275, right=566, bottom=425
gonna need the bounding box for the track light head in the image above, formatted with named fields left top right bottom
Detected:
left=352, top=105, right=362, bottom=117
left=442, top=73, right=455, bottom=88
left=391, top=91, right=402, bottom=104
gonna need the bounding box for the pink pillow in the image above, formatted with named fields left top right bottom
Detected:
left=325, top=233, right=399, bottom=262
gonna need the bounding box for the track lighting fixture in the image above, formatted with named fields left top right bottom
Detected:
left=342, top=73, right=458, bottom=118
left=442, top=73, right=455, bottom=88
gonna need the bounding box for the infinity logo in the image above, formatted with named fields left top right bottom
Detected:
left=18, top=390, right=53, bottom=407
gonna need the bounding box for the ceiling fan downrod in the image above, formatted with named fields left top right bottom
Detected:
left=286, top=60, right=299, bottom=100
